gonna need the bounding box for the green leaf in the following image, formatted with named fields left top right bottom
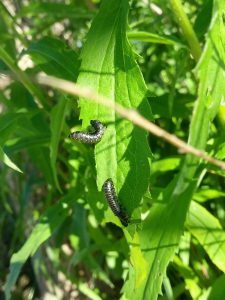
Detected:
left=0, top=3, right=17, bottom=55
left=50, top=96, right=69, bottom=191
left=0, top=147, right=23, bottom=173
left=4, top=135, right=50, bottom=154
left=194, top=0, right=213, bottom=39
left=78, top=282, right=102, bottom=300
left=128, top=31, right=184, bottom=46
left=207, top=274, right=225, bottom=300
left=173, top=256, right=202, bottom=299
left=149, top=94, right=193, bottom=119
left=26, top=37, right=79, bottom=81
left=77, top=0, right=152, bottom=219
left=4, top=193, right=75, bottom=300
left=215, top=140, right=225, bottom=160
left=0, top=46, right=47, bottom=109
left=136, top=179, right=197, bottom=299
left=28, top=147, right=55, bottom=186
left=151, top=156, right=181, bottom=176
left=193, top=189, right=225, bottom=202
left=186, top=201, right=225, bottom=272
left=135, top=1, right=225, bottom=299
left=0, top=112, right=23, bottom=144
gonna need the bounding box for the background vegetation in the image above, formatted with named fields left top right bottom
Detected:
left=0, top=0, right=225, bottom=299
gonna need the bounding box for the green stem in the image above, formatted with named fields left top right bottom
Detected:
left=163, top=276, right=174, bottom=300
left=0, top=46, right=47, bottom=109
left=170, top=0, right=201, bottom=62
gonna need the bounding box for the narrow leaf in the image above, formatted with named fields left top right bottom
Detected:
left=50, top=96, right=68, bottom=191
left=128, top=31, right=183, bottom=46
left=193, top=189, right=225, bottom=202
left=0, top=147, right=23, bottom=173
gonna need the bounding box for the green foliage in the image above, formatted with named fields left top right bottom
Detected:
left=78, top=0, right=152, bottom=217
left=0, top=0, right=225, bottom=299
left=187, top=201, right=225, bottom=273
left=4, top=193, right=75, bottom=300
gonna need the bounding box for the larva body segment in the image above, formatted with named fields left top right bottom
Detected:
left=102, top=178, right=129, bottom=227
left=69, top=120, right=105, bottom=144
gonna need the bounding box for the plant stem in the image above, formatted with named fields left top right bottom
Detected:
left=170, top=0, right=201, bottom=61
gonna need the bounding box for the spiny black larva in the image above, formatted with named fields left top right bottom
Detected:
left=102, top=178, right=129, bottom=227
left=69, top=120, right=105, bottom=144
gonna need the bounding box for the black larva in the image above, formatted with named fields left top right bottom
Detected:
left=69, top=120, right=105, bottom=144
left=102, top=178, right=129, bottom=227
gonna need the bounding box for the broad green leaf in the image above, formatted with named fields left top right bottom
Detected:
left=136, top=1, right=225, bottom=299
left=26, top=37, right=79, bottom=81
left=207, top=274, right=225, bottom=300
left=128, top=31, right=183, bottom=46
left=4, top=193, right=75, bottom=300
left=186, top=201, right=225, bottom=272
left=0, top=147, right=22, bottom=173
left=86, top=174, right=106, bottom=223
left=78, top=0, right=152, bottom=219
left=130, top=233, right=148, bottom=289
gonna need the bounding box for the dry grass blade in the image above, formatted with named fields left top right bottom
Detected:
left=34, top=74, right=225, bottom=171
